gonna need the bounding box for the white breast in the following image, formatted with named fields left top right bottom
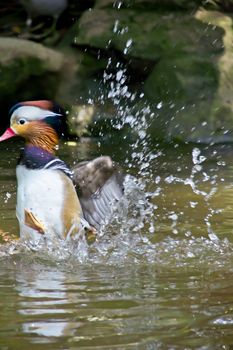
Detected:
left=16, top=165, right=69, bottom=240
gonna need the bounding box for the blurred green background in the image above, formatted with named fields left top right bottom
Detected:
left=1, top=0, right=233, bottom=143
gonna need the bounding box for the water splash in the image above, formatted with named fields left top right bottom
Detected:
left=81, top=14, right=230, bottom=258
left=4, top=192, right=11, bottom=203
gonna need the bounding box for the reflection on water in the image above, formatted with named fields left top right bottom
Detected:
left=1, top=255, right=233, bottom=349
left=1, top=139, right=233, bottom=348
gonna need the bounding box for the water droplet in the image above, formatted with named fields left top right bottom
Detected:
left=190, top=201, right=198, bottom=208
left=116, top=70, right=123, bottom=81
left=155, top=176, right=161, bottom=184
left=123, top=39, right=133, bottom=54
left=113, top=19, right=119, bottom=33
left=208, top=232, right=219, bottom=242
left=156, top=102, right=163, bottom=109
left=4, top=192, right=11, bottom=203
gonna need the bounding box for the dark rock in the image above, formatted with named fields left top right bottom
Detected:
left=0, top=37, right=65, bottom=128
left=73, top=7, right=233, bottom=143
left=95, top=0, right=204, bottom=11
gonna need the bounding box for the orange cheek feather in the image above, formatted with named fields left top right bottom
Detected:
left=12, top=121, right=59, bottom=153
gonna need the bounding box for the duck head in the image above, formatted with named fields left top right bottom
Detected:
left=0, top=100, right=66, bottom=153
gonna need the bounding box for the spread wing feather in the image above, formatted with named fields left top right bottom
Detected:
left=72, top=156, right=124, bottom=230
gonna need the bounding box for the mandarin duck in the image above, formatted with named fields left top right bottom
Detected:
left=0, top=101, right=124, bottom=242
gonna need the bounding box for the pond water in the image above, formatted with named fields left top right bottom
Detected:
left=1, top=137, right=233, bottom=349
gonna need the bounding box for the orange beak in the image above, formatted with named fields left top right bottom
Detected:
left=0, top=127, right=16, bottom=142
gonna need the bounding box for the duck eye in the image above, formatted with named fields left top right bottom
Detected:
left=19, top=118, right=26, bottom=125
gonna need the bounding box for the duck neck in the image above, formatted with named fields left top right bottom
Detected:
left=26, top=124, right=59, bottom=154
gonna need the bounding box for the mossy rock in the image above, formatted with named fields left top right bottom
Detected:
left=0, top=37, right=65, bottom=128
left=95, top=0, right=233, bottom=12
left=74, top=9, right=223, bottom=61
left=144, top=57, right=219, bottom=105
left=146, top=10, right=233, bottom=143
left=95, top=0, right=205, bottom=11
left=63, top=6, right=233, bottom=142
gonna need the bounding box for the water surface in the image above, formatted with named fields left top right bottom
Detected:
left=1, top=138, right=233, bottom=349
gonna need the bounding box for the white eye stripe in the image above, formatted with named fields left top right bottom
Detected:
left=11, top=106, right=61, bottom=122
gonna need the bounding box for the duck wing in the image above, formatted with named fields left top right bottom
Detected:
left=72, top=156, right=124, bottom=230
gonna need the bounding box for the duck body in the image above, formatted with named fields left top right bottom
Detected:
left=16, top=145, right=82, bottom=241
left=0, top=100, right=124, bottom=242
